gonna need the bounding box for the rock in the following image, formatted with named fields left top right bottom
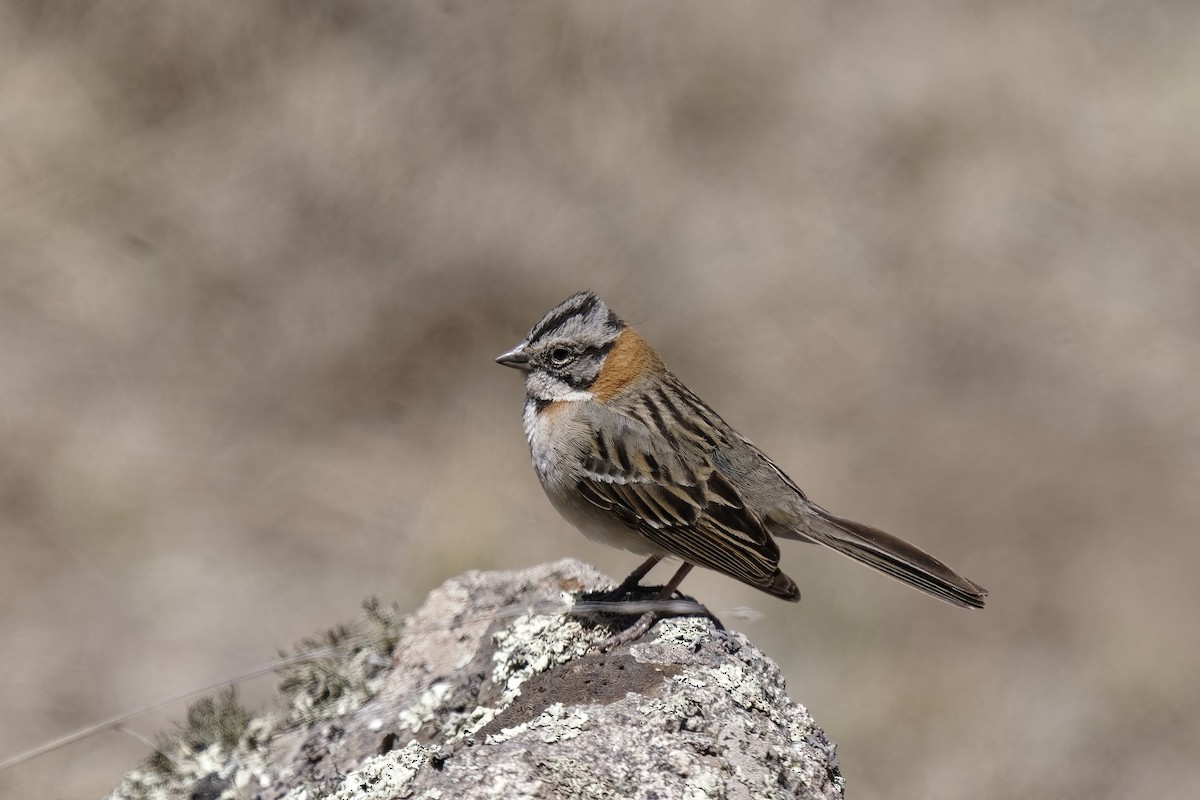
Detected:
left=110, top=559, right=844, bottom=800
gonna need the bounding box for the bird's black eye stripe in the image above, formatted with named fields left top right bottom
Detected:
left=583, top=342, right=615, bottom=359
left=546, top=342, right=610, bottom=369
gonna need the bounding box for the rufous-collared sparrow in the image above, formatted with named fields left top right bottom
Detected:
left=496, top=291, right=986, bottom=644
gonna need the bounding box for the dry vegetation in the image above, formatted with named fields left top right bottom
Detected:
left=1, top=2, right=1198, bottom=798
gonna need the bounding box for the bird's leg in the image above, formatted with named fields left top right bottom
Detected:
left=577, top=555, right=661, bottom=627
left=598, top=562, right=694, bottom=652
left=602, top=555, right=662, bottom=600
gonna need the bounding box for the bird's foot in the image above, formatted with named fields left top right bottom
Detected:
left=579, top=588, right=723, bottom=651
left=596, top=610, right=658, bottom=652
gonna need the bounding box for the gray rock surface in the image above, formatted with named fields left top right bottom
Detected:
left=111, top=559, right=844, bottom=800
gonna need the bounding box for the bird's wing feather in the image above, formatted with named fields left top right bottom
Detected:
left=576, top=409, right=785, bottom=591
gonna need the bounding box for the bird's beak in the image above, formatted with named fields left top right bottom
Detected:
left=494, top=343, right=532, bottom=371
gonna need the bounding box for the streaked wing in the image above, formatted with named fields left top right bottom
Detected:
left=576, top=412, right=784, bottom=592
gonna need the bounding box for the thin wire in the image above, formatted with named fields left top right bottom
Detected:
left=0, top=649, right=319, bottom=771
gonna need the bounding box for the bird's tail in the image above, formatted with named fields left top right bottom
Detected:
left=797, top=507, right=988, bottom=608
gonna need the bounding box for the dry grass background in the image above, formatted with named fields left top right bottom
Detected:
left=2, top=2, right=1198, bottom=798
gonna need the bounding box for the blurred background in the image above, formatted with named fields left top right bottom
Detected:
left=2, top=2, right=1198, bottom=798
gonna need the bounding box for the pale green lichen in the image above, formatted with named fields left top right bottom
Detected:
left=628, top=631, right=844, bottom=798
left=703, top=655, right=840, bottom=792
left=396, top=680, right=455, bottom=733
left=281, top=741, right=431, bottom=800
left=533, top=756, right=622, bottom=800
left=489, top=597, right=598, bottom=701
left=111, top=571, right=841, bottom=800
left=278, top=598, right=404, bottom=724
left=644, top=616, right=710, bottom=650
left=111, top=689, right=275, bottom=800
left=636, top=669, right=707, bottom=722
left=391, top=679, right=494, bottom=745
left=380, top=595, right=607, bottom=751
left=683, top=771, right=724, bottom=800
left=110, top=601, right=402, bottom=800
left=447, top=705, right=498, bottom=739
left=709, top=661, right=771, bottom=714
left=484, top=701, right=590, bottom=745
left=442, top=595, right=604, bottom=744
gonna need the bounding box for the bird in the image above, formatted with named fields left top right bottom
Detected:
left=495, top=291, right=986, bottom=646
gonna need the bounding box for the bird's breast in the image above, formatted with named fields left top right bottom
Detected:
left=521, top=397, right=660, bottom=557
left=522, top=397, right=583, bottom=485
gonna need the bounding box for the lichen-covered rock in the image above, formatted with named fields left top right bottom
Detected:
left=110, top=559, right=844, bottom=800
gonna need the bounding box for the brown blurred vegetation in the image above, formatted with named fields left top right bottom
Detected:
left=2, top=2, right=1198, bottom=798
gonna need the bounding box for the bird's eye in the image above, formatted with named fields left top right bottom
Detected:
left=549, top=347, right=574, bottom=367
